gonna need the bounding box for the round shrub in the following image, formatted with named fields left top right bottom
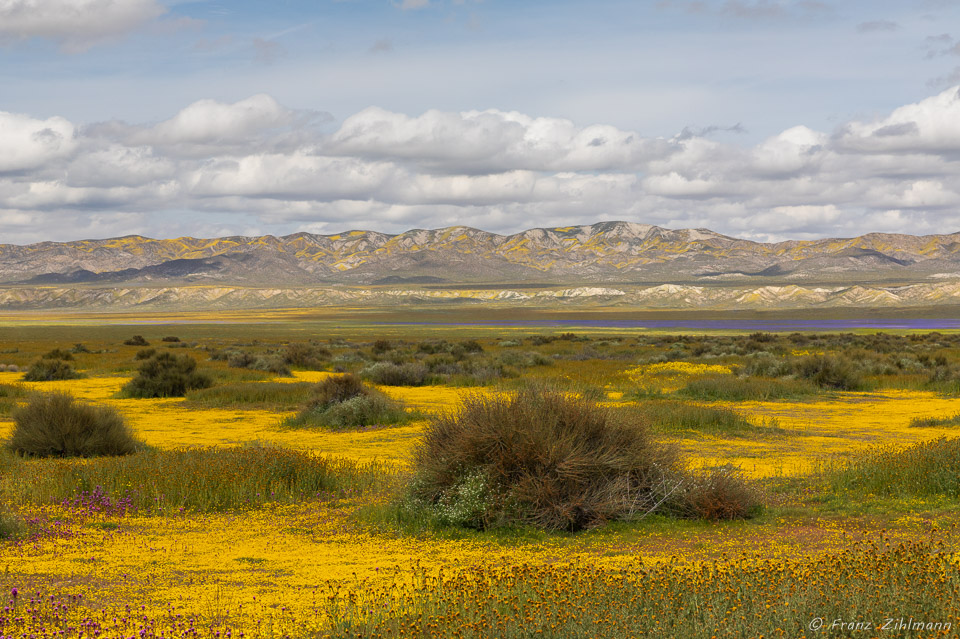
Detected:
left=315, top=373, right=368, bottom=405
left=411, top=388, right=684, bottom=531
left=7, top=392, right=141, bottom=457
left=22, top=359, right=82, bottom=382
left=122, top=352, right=213, bottom=398
left=124, top=335, right=149, bottom=347
left=286, top=374, right=410, bottom=430
left=794, top=354, right=865, bottom=390
left=362, top=362, right=428, bottom=386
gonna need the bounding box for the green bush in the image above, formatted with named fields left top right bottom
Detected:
left=794, top=354, right=865, bottom=391
left=161, top=336, right=180, bottom=342
left=362, top=362, right=429, bottom=386
left=285, top=374, right=412, bottom=430
left=410, top=387, right=685, bottom=531
left=314, top=373, right=368, bottom=405
left=41, top=348, right=73, bottom=361
left=282, top=342, right=330, bottom=369
left=7, top=392, right=141, bottom=457
left=288, top=395, right=410, bottom=431
left=23, top=359, right=82, bottom=382
left=134, top=348, right=157, bottom=360
left=122, top=352, right=213, bottom=398
left=124, top=335, right=149, bottom=346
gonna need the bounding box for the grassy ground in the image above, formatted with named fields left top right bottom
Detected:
left=3, top=315, right=960, bottom=637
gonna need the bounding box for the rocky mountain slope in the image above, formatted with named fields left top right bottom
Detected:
left=4, top=221, right=960, bottom=287
left=4, top=221, right=960, bottom=310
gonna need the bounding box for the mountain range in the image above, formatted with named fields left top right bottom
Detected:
left=4, top=221, right=960, bottom=310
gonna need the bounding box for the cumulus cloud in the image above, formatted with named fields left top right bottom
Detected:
left=0, top=0, right=166, bottom=52
left=4, top=86, right=960, bottom=243
left=0, top=111, right=76, bottom=172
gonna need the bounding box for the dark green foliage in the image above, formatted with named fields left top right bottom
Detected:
left=362, top=362, right=429, bottom=386
left=122, top=352, right=213, bottom=398
left=410, top=388, right=686, bottom=531
left=7, top=392, right=141, bottom=457
left=69, top=343, right=91, bottom=354
left=371, top=339, right=393, bottom=355
left=134, top=348, right=157, bottom=360
left=124, top=335, right=149, bottom=346
left=282, top=342, right=330, bottom=369
left=793, top=354, right=866, bottom=390
left=41, top=348, right=73, bottom=361
left=161, top=336, right=181, bottom=342
left=23, top=359, right=82, bottom=382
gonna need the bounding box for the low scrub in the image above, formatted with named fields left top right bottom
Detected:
left=185, top=382, right=316, bottom=409
left=362, top=362, right=429, bottom=386
left=675, top=466, right=762, bottom=520
left=41, top=348, right=73, bottom=361
left=410, top=388, right=688, bottom=531
left=7, top=392, right=141, bottom=458
left=629, top=400, right=775, bottom=437
left=122, top=352, right=213, bottom=398
left=909, top=412, right=960, bottom=428
left=831, top=437, right=960, bottom=498
left=793, top=354, right=866, bottom=391
left=124, top=335, right=149, bottom=346
left=0, top=446, right=391, bottom=513
left=678, top=376, right=816, bottom=401
left=285, top=374, right=413, bottom=430
left=22, top=359, right=82, bottom=382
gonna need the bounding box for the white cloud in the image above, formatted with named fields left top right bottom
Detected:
left=0, top=0, right=166, bottom=52
left=0, top=111, right=76, bottom=172
left=5, top=86, right=960, bottom=243
left=836, top=86, right=960, bottom=153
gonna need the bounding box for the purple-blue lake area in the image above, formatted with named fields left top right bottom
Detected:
left=378, top=319, right=960, bottom=332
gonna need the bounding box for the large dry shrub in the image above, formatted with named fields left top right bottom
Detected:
left=8, top=392, right=141, bottom=457
left=411, top=388, right=684, bottom=531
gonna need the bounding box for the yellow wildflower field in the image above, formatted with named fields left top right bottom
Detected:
left=4, top=327, right=960, bottom=637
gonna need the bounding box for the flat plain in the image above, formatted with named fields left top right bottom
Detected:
left=3, top=309, right=960, bottom=638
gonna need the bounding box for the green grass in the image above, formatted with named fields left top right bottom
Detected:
left=624, top=399, right=782, bottom=437
left=677, top=376, right=818, bottom=401
left=184, top=381, right=316, bottom=410
left=0, top=446, right=395, bottom=513
left=909, top=412, right=960, bottom=428
left=830, top=437, right=960, bottom=498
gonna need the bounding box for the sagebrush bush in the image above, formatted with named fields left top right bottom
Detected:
left=134, top=348, right=157, bottom=360
left=794, top=354, right=865, bottom=391
left=285, top=374, right=411, bottom=430
left=41, top=348, right=73, bottom=361
left=362, top=362, right=429, bottom=386
left=411, top=388, right=684, bottom=531
left=315, top=373, right=368, bottom=405
left=282, top=342, right=330, bottom=369
left=7, top=392, right=141, bottom=457
left=124, top=335, right=149, bottom=346
left=293, top=395, right=409, bottom=430
left=23, top=358, right=82, bottom=382
left=122, top=352, right=212, bottom=398
left=161, top=336, right=180, bottom=342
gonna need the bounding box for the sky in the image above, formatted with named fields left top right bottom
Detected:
left=2, top=0, right=960, bottom=244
